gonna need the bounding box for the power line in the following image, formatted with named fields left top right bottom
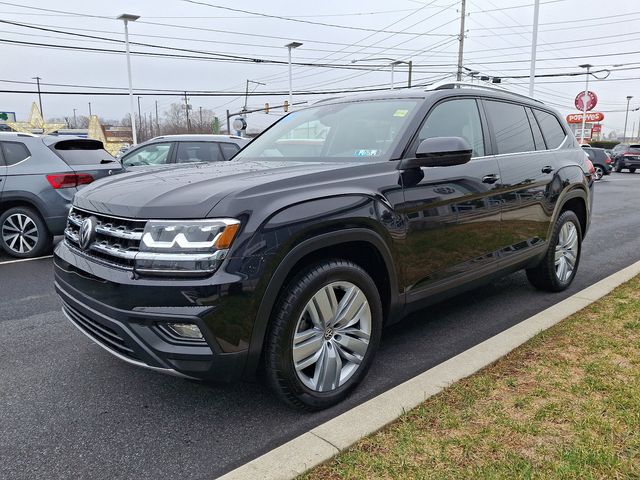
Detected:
left=179, top=0, right=457, bottom=37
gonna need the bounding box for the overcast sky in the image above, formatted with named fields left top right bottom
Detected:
left=1, top=0, right=639, bottom=135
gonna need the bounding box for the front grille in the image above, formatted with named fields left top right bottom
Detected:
left=63, top=302, right=139, bottom=360
left=64, top=207, right=146, bottom=269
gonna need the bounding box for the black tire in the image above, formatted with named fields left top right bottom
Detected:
left=630, top=168, right=636, bottom=173
left=0, top=206, right=53, bottom=258
left=615, top=164, right=623, bottom=173
left=526, top=210, right=581, bottom=292
left=264, top=259, right=383, bottom=410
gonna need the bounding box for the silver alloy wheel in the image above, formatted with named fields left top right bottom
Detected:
left=2, top=213, right=39, bottom=254
left=292, top=281, right=372, bottom=392
left=555, top=221, right=578, bottom=283
left=593, top=166, right=604, bottom=180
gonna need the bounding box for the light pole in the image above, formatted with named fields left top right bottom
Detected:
left=578, top=64, right=592, bottom=144
left=73, top=108, right=77, bottom=128
left=623, top=95, right=633, bottom=142
left=137, top=96, right=142, bottom=138
left=285, top=42, right=302, bottom=107
left=32, top=76, right=43, bottom=117
left=528, top=0, right=540, bottom=96
left=351, top=58, right=412, bottom=90
left=88, top=102, right=92, bottom=116
left=118, top=13, right=140, bottom=145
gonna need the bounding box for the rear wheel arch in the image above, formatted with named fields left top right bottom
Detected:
left=243, top=228, right=401, bottom=378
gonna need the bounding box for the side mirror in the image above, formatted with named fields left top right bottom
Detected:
left=399, top=136, right=473, bottom=169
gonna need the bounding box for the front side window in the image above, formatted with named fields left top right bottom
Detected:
left=485, top=100, right=535, bottom=154
left=235, top=99, right=421, bottom=162
left=122, top=142, right=172, bottom=167
left=533, top=109, right=566, bottom=149
left=1, top=142, right=31, bottom=166
left=175, top=142, right=224, bottom=163
left=417, top=99, right=485, bottom=157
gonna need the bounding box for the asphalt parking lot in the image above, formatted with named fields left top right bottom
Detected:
left=2, top=173, right=640, bottom=480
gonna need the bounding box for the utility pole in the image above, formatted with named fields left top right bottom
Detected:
left=456, top=0, right=466, bottom=81
left=226, top=109, right=231, bottom=135
left=578, top=64, right=592, bottom=144
left=88, top=102, right=92, bottom=116
left=184, top=91, right=191, bottom=132
left=528, top=0, right=540, bottom=96
left=137, top=96, right=142, bottom=140
left=623, top=96, right=633, bottom=142
left=155, top=100, right=159, bottom=136
left=199, top=106, right=203, bottom=129
left=73, top=108, right=77, bottom=128
left=408, top=61, right=413, bottom=88
left=32, top=76, right=43, bottom=117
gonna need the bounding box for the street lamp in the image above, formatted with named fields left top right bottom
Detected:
left=350, top=58, right=412, bottom=90
left=118, top=13, right=140, bottom=145
left=285, top=42, right=302, bottom=107
left=623, top=95, right=633, bottom=142
left=578, top=64, right=592, bottom=144
left=73, top=108, right=77, bottom=128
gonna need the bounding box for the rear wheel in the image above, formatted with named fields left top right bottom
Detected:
left=264, top=259, right=382, bottom=410
left=0, top=207, right=52, bottom=258
left=615, top=164, right=623, bottom=173
left=593, top=165, right=604, bottom=180
left=526, top=210, right=581, bottom=292
left=630, top=168, right=636, bottom=173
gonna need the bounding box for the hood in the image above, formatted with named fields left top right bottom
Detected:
left=73, top=159, right=367, bottom=219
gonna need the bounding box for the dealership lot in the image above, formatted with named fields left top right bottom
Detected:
left=1, top=174, right=640, bottom=479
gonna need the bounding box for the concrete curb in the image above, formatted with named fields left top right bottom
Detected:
left=219, top=260, right=640, bottom=480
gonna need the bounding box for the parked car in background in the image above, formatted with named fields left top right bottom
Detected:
left=611, top=143, right=640, bottom=173
left=120, top=134, right=249, bottom=169
left=0, top=132, right=121, bottom=258
left=55, top=83, right=593, bottom=410
left=582, top=146, right=612, bottom=180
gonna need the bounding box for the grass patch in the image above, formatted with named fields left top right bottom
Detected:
left=301, top=277, right=640, bottom=480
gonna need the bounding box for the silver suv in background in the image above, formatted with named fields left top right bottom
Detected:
left=0, top=132, right=121, bottom=258
left=120, top=135, right=250, bottom=169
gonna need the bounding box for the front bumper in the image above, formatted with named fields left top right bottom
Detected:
left=54, top=241, right=256, bottom=381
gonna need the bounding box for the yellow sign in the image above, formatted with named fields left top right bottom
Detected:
left=7, top=102, right=65, bottom=135
left=87, top=115, right=130, bottom=156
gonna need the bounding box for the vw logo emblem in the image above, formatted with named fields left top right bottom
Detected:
left=79, top=217, right=96, bottom=251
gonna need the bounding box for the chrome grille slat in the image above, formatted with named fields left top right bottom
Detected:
left=64, top=207, right=146, bottom=269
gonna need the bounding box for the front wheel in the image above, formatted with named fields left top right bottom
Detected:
left=264, top=260, right=382, bottom=410
left=526, top=210, right=582, bottom=292
left=630, top=168, right=636, bottom=173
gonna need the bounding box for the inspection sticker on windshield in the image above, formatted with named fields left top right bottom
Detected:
left=393, top=109, right=409, bottom=117
left=354, top=149, right=379, bottom=157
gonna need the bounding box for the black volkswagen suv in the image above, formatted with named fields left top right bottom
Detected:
left=54, top=84, right=593, bottom=409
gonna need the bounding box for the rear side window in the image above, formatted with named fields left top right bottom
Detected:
left=53, top=140, right=116, bottom=165
left=176, top=142, right=224, bottom=163
left=484, top=100, right=535, bottom=154
left=533, top=110, right=566, bottom=149
left=1, top=142, right=31, bottom=166
left=219, top=142, right=240, bottom=160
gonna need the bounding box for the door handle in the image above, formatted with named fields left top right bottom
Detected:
left=542, top=165, right=554, bottom=174
left=482, top=173, right=500, bottom=184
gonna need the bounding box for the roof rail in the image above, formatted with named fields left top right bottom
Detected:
left=425, top=81, right=544, bottom=104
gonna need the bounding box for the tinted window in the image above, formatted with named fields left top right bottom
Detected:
left=418, top=99, right=485, bottom=157
left=485, top=101, right=535, bottom=154
left=219, top=142, right=240, bottom=160
left=526, top=108, right=545, bottom=150
left=122, top=142, right=172, bottom=167
left=176, top=142, right=224, bottom=163
left=533, top=109, right=566, bottom=149
left=1, top=142, right=31, bottom=166
left=53, top=139, right=116, bottom=165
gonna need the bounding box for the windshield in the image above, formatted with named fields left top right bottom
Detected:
left=235, top=99, right=421, bottom=162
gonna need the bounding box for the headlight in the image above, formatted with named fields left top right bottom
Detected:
left=135, top=219, right=240, bottom=276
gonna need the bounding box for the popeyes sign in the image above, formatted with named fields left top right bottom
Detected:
left=566, top=112, right=605, bottom=123
left=575, top=90, right=598, bottom=111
